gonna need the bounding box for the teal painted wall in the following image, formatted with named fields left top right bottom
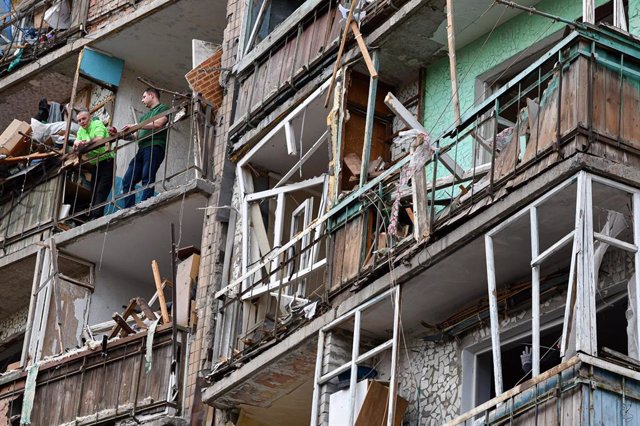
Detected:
left=422, top=0, right=615, bottom=180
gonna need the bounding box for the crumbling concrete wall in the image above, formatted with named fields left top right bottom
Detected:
left=87, top=0, right=157, bottom=32
left=0, top=307, right=28, bottom=344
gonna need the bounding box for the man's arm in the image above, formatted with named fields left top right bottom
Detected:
left=122, top=116, right=168, bottom=133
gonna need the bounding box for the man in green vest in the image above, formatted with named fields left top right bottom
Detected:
left=117, top=87, right=170, bottom=208
left=74, top=109, right=114, bottom=218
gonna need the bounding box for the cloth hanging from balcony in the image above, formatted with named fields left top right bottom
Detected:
left=145, top=318, right=160, bottom=374
left=20, top=362, right=40, bottom=425
left=388, top=130, right=433, bottom=236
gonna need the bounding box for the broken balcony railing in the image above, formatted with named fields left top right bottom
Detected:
left=214, top=219, right=327, bottom=361
left=215, top=25, right=640, bottom=317
left=59, top=97, right=211, bottom=223
left=0, top=0, right=87, bottom=75
left=322, top=25, right=640, bottom=289
left=0, top=326, right=184, bottom=425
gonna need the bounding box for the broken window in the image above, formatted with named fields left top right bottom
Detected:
left=483, top=172, right=640, bottom=397
left=243, top=0, right=306, bottom=54
left=311, top=287, right=404, bottom=426
left=26, top=241, right=93, bottom=363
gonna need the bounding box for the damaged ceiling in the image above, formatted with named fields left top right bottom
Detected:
left=93, top=0, right=227, bottom=91
left=57, top=191, right=208, bottom=287
left=374, top=0, right=542, bottom=86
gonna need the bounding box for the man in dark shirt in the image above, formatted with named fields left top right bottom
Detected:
left=114, top=87, right=169, bottom=208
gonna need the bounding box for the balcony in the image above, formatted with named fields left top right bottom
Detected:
left=207, top=24, right=640, bottom=421
left=0, top=326, right=185, bottom=424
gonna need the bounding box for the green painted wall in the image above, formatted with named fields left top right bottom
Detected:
left=630, top=0, right=640, bottom=34
left=422, top=0, right=613, bottom=176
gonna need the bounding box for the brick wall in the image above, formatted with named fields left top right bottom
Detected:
left=181, top=0, right=244, bottom=421
left=185, top=49, right=224, bottom=110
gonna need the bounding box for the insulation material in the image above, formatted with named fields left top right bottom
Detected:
left=145, top=318, right=160, bottom=374
left=19, top=363, right=39, bottom=425
left=44, top=0, right=71, bottom=30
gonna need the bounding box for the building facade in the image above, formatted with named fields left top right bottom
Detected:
left=202, top=0, right=640, bottom=425
left=4, top=0, right=640, bottom=425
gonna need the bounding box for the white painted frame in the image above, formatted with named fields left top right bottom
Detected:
left=485, top=174, right=579, bottom=395
left=485, top=171, right=640, bottom=397
left=235, top=79, right=330, bottom=298
left=311, top=287, right=400, bottom=426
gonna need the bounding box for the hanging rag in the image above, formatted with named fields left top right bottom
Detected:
left=145, top=318, right=160, bottom=374
left=20, top=363, right=40, bottom=425
left=388, top=130, right=433, bottom=236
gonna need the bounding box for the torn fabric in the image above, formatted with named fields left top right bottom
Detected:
left=145, top=318, right=160, bottom=374
left=20, top=363, right=40, bottom=425
left=388, top=130, right=433, bottom=236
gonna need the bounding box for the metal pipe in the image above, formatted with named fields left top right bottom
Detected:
left=170, top=224, right=178, bottom=378
left=387, top=287, right=401, bottom=426
left=530, top=207, right=541, bottom=376
left=348, top=310, right=361, bottom=426
left=310, top=330, right=325, bottom=426
left=485, top=234, right=503, bottom=395
left=495, top=0, right=576, bottom=26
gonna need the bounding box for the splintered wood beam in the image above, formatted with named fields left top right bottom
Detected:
left=324, top=0, right=359, bottom=108
left=384, top=92, right=465, bottom=179
left=135, top=297, right=157, bottom=321
left=112, top=313, right=135, bottom=337
left=152, top=260, right=170, bottom=323
left=349, top=21, right=378, bottom=79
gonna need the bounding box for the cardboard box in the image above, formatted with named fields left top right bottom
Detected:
left=0, top=119, right=31, bottom=156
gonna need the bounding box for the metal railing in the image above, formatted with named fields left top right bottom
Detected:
left=323, top=25, right=640, bottom=280
left=59, top=97, right=212, bottom=223
left=0, top=0, right=86, bottom=75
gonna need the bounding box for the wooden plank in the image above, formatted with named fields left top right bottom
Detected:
left=324, top=0, right=358, bottom=107
left=349, top=21, right=378, bottom=79
left=152, top=260, right=170, bottom=324
left=354, top=381, right=408, bottom=426
left=135, top=297, right=157, bottom=321
left=113, top=313, right=135, bottom=336
left=446, top=0, right=460, bottom=126
left=176, top=254, right=200, bottom=327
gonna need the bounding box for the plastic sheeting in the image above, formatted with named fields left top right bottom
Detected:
left=44, top=0, right=71, bottom=30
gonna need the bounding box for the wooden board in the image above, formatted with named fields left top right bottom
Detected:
left=329, top=215, right=364, bottom=291
left=354, top=381, right=408, bottom=426
left=176, top=254, right=200, bottom=327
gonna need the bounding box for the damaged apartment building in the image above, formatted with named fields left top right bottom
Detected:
left=199, top=0, right=640, bottom=424
left=0, top=0, right=232, bottom=422
left=5, top=0, right=640, bottom=424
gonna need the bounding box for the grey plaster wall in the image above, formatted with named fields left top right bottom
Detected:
left=87, top=265, right=153, bottom=326
left=111, top=66, right=194, bottom=198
